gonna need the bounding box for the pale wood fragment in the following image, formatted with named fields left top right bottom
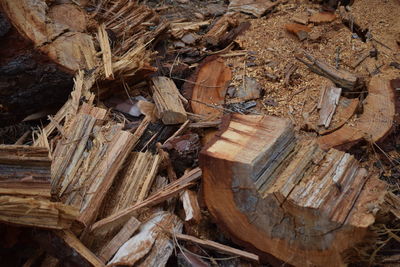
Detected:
left=108, top=212, right=182, bottom=267
left=98, top=24, right=114, bottom=79
left=318, top=83, right=342, bottom=128
left=180, top=190, right=201, bottom=223
left=174, top=233, right=259, bottom=262
left=98, top=216, right=141, bottom=262
left=151, top=76, right=187, bottom=125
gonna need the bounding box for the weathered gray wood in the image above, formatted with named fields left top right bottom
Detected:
left=318, top=83, right=342, bottom=128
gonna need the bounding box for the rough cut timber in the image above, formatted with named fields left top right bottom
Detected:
left=184, top=57, right=232, bottom=118
left=0, top=0, right=96, bottom=125
left=200, top=114, right=388, bottom=266
left=151, top=76, right=187, bottom=125
left=0, top=196, right=78, bottom=229
left=0, top=145, right=51, bottom=198
left=108, top=211, right=182, bottom=267
left=296, top=52, right=360, bottom=90
left=318, top=77, right=395, bottom=150
left=318, top=82, right=342, bottom=128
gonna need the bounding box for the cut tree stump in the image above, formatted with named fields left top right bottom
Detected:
left=318, top=77, right=395, bottom=150
left=0, top=0, right=96, bottom=125
left=200, top=113, right=388, bottom=266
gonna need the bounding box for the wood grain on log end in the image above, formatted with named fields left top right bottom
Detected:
left=201, top=114, right=388, bottom=266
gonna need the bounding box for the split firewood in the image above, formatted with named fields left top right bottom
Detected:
left=184, top=56, right=232, bottom=118
left=228, top=0, right=281, bottom=17
left=174, top=233, right=259, bottom=262
left=317, top=81, right=342, bottom=128
left=200, top=113, right=389, bottom=266
left=318, top=77, right=395, bottom=150
left=296, top=52, right=360, bottom=90
left=97, top=216, right=141, bottom=262
left=90, top=167, right=202, bottom=234
left=180, top=190, right=201, bottom=223
left=108, top=211, right=182, bottom=267
left=203, top=14, right=238, bottom=46
left=0, top=196, right=78, bottom=229
left=151, top=76, right=187, bottom=125
left=0, top=0, right=96, bottom=124
left=0, top=145, right=51, bottom=198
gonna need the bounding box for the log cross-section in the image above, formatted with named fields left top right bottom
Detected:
left=200, top=114, right=388, bottom=266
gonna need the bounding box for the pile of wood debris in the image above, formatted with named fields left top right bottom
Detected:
left=1, top=0, right=400, bottom=266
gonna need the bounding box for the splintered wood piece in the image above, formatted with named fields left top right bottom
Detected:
left=200, top=114, right=388, bottom=266
left=296, top=52, right=359, bottom=90
left=151, top=76, right=187, bottom=125
left=91, top=167, right=201, bottom=234
left=105, top=151, right=161, bottom=217
left=187, top=57, right=232, bottom=118
left=228, top=0, right=280, bottom=17
left=318, top=77, right=395, bottom=150
left=285, top=23, right=311, bottom=41
left=309, top=12, right=337, bottom=24
left=51, top=103, right=137, bottom=227
left=318, top=83, right=342, bottom=128
left=203, top=14, right=237, bottom=46
left=98, top=24, right=114, bottom=79
left=0, top=196, right=77, bottom=229
left=170, top=20, right=211, bottom=39
left=319, top=97, right=359, bottom=135
left=98, top=216, right=141, bottom=262
left=0, top=145, right=51, bottom=198
left=108, top=212, right=182, bottom=267
left=174, top=233, right=259, bottom=262
left=54, top=230, right=105, bottom=267
left=180, top=190, right=201, bottom=223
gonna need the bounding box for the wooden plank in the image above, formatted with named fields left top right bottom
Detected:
left=151, top=76, right=187, bottom=125
left=98, top=216, right=141, bottom=262
left=90, top=167, right=201, bottom=234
